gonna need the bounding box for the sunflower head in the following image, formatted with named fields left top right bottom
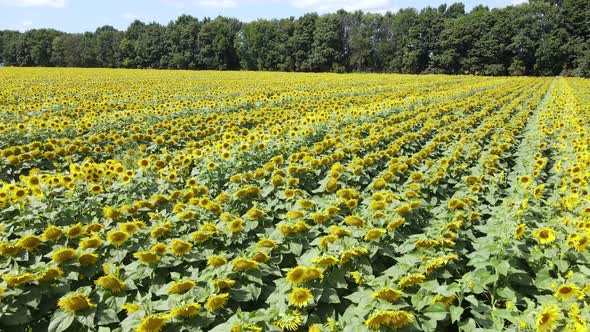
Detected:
left=58, top=293, right=95, bottom=313
left=289, top=287, right=312, bottom=307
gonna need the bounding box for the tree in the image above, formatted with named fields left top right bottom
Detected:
left=197, top=16, right=241, bottom=70
left=95, top=26, right=122, bottom=67
left=308, top=13, right=344, bottom=72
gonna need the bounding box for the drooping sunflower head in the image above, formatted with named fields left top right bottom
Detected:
left=170, top=303, right=201, bottom=318
left=107, top=230, right=129, bottom=246
left=206, top=293, right=230, bottom=312
left=136, top=314, right=169, bottom=332
left=58, top=293, right=95, bottom=313
left=170, top=239, right=192, bottom=256
left=168, top=280, right=195, bottom=294
left=95, top=274, right=126, bottom=293
left=52, top=247, right=77, bottom=264
left=372, top=288, right=403, bottom=303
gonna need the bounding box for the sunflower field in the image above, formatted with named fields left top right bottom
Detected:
left=0, top=68, right=589, bottom=332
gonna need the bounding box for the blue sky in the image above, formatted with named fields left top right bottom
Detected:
left=0, top=0, right=526, bottom=33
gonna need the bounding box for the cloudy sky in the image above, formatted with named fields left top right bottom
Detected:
left=0, top=0, right=526, bottom=32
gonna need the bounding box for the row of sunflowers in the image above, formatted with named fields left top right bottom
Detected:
left=0, top=68, right=588, bottom=332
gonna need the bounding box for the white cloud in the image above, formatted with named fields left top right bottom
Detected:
left=197, top=0, right=238, bottom=7
left=20, top=19, right=33, bottom=26
left=290, top=0, right=391, bottom=12
left=0, top=0, right=65, bottom=7
left=161, top=0, right=389, bottom=12
left=510, top=0, right=527, bottom=5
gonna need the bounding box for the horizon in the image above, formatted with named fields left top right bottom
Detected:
left=0, top=0, right=527, bottom=33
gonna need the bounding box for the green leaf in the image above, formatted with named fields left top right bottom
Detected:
left=49, top=311, right=75, bottom=332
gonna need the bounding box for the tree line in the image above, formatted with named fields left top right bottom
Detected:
left=1, top=0, right=589, bottom=76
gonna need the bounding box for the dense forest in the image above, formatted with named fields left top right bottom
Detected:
left=1, top=0, right=589, bottom=76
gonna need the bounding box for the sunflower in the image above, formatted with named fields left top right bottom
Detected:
left=66, top=223, right=85, bottom=238
left=170, top=303, right=201, bottom=318
left=43, top=225, right=63, bottom=241
left=107, top=230, right=129, bottom=246
left=364, top=228, right=386, bottom=241
left=232, top=258, right=259, bottom=272
left=212, top=278, right=236, bottom=290
left=554, top=284, right=581, bottom=300
left=168, top=280, right=195, bottom=294
left=136, top=314, right=169, bottom=332
left=257, top=238, right=278, bottom=248
left=150, top=243, right=167, bottom=255
left=365, top=310, right=414, bottom=330
left=79, top=236, right=103, bottom=249
left=36, top=267, right=63, bottom=283
left=519, top=175, right=532, bottom=187
left=207, top=255, right=227, bottom=268
left=289, top=287, right=312, bottom=307
left=398, top=273, right=426, bottom=288
left=170, top=239, right=192, bottom=256
left=52, top=247, right=77, bottom=264
left=96, top=274, right=126, bottom=293
left=206, top=293, right=230, bottom=311
left=286, top=266, right=307, bottom=285
left=89, top=184, right=104, bottom=194
left=514, top=224, right=526, bottom=239
left=79, top=253, right=98, bottom=266
left=134, top=251, right=160, bottom=265
left=15, top=234, right=42, bottom=251
left=2, top=273, right=34, bottom=287
left=534, top=227, right=557, bottom=245
left=344, top=215, right=365, bottom=227
left=273, top=310, right=303, bottom=331
left=312, top=256, right=339, bottom=267
left=121, top=303, right=140, bottom=314
left=58, top=293, right=95, bottom=313
left=536, top=305, right=561, bottom=332
left=372, top=288, right=403, bottom=303
left=228, top=218, right=244, bottom=233
left=138, top=158, right=150, bottom=168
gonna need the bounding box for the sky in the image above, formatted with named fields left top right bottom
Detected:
left=0, top=0, right=527, bottom=33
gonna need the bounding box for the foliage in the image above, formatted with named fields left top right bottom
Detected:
left=0, top=69, right=589, bottom=332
